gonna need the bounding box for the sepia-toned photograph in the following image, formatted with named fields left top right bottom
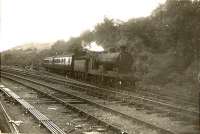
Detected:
left=0, top=0, right=200, bottom=133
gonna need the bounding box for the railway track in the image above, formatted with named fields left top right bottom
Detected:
left=0, top=84, right=119, bottom=134
left=107, top=86, right=198, bottom=113
left=25, top=67, right=198, bottom=105
left=1, top=66, right=197, bottom=103
left=0, top=93, right=20, bottom=134
left=0, top=83, right=128, bottom=134
left=0, top=85, right=67, bottom=134
left=0, top=69, right=199, bottom=133
left=1, top=71, right=176, bottom=134
left=47, top=72, right=199, bottom=111
left=1, top=68, right=199, bottom=118
left=124, top=85, right=197, bottom=106
left=2, top=67, right=198, bottom=109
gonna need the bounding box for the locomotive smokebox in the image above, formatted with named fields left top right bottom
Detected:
left=117, top=45, right=133, bottom=73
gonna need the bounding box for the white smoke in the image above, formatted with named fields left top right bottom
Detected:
left=83, top=41, right=104, bottom=52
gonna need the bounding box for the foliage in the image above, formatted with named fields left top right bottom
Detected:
left=2, top=49, right=37, bottom=67
left=2, top=0, right=200, bottom=75
left=94, top=18, right=121, bottom=48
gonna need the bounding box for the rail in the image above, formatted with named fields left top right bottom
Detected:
left=0, top=84, right=66, bottom=134
left=0, top=98, right=20, bottom=134
left=1, top=72, right=175, bottom=134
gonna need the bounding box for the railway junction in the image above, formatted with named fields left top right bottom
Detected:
left=1, top=0, right=200, bottom=134
left=0, top=66, right=199, bottom=134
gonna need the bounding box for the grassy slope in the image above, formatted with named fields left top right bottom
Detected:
left=135, top=49, right=199, bottom=100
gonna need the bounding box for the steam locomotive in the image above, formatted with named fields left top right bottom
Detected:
left=43, top=47, right=137, bottom=87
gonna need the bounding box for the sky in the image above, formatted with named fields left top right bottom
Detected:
left=0, top=0, right=166, bottom=52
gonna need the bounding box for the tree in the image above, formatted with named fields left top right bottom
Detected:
left=94, top=17, right=120, bottom=48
